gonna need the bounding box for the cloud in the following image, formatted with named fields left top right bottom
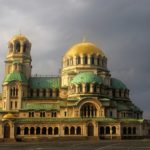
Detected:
left=0, top=0, right=149, bottom=118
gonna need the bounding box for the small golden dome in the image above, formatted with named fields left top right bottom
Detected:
left=9, top=34, right=30, bottom=43
left=2, top=113, right=15, bottom=120
left=64, top=42, right=105, bottom=58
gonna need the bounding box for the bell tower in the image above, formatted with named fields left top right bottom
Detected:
left=2, top=34, right=32, bottom=111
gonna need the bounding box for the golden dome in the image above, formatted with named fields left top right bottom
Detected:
left=2, top=113, right=15, bottom=120
left=64, top=42, right=105, bottom=58
left=9, top=34, right=30, bottom=43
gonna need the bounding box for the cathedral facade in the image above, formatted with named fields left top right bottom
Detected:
left=0, top=34, right=149, bottom=141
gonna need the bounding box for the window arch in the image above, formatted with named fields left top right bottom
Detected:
left=42, top=127, right=47, bottom=135
left=30, top=89, right=33, bottom=97
left=99, top=126, right=104, bottom=135
left=56, top=89, right=59, bottom=97
left=43, top=89, right=46, bottom=97
left=24, top=127, right=29, bottom=135
left=70, top=126, right=75, bottom=135
left=14, top=41, right=20, bottom=52
left=83, top=55, right=88, bottom=64
left=91, top=55, right=95, bottom=65
left=93, top=84, right=97, bottom=93
left=16, top=127, right=21, bottom=135
left=23, top=43, right=28, bottom=53
left=54, top=127, right=59, bottom=135
left=106, top=126, right=110, bottom=134
left=112, top=126, right=116, bottom=134
left=36, top=89, right=40, bottom=97
left=133, top=127, right=136, bottom=135
left=123, top=127, right=127, bottom=135
left=36, top=127, right=40, bottom=135
left=49, top=89, right=53, bottom=97
left=80, top=103, right=97, bottom=118
left=128, top=127, right=132, bottom=135
left=30, top=127, right=34, bottom=135
left=76, top=56, right=81, bottom=65
left=85, top=83, right=90, bottom=93
left=76, top=126, right=81, bottom=135
left=64, top=127, right=69, bottom=135
left=78, top=84, right=82, bottom=93
left=48, top=127, right=53, bottom=135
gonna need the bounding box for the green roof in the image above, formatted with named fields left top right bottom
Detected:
left=71, top=72, right=103, bottom=84
left=111, top=78, right=127, bottom=89
left=29, top=77, right=60, bottom=89
left=4, top=72, right=27, bottom=83
left=22, top=103, right=60, bottom=110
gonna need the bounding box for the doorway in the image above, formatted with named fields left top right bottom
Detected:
left=4, top=123, right=10, bottom=138
left=87, top=123, right=94, bottom=136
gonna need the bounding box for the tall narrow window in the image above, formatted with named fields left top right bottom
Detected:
left=83, top=55, right=88, bottom=64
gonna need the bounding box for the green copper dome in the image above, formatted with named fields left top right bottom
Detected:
left=4, top=72, right=27, bottom=83
left=71, top=72, right=102, bottom=84
left=111, top=78, right=127, bottom=89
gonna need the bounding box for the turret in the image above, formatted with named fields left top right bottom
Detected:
left=2, top=34, right=32, bottom=111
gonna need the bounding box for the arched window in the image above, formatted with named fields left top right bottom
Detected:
left=123, top=127, right=127, bottom=135
left=128, top=127, right=132, bottom=135
left=70, top=126, right=75, bottom=135
left=14, top=42, right=20, bottom=52
left=64, top=127, right=69, bottom=135
left=93, top=84, right=97, bottom=93
left=24, top=127, right=29, bottom=135
left=56, top=89, right=59, bottom=97
left=23, top=43, right=27, bottom=53
left=42, top=127, right=47, bottom=135
left=16, top=127, right=21, bottom=135
left=133, top=127, right=136, bottom=135
left=83, top=55, right=88, bottom=64
left=36, top=89, right=40, bottom=97
left=91, top=55, right=95, bottom=65
left=85, top=83, right=90, bottom=93
left=99, top=126, right=104, bottom=135
left=80, top=103, right=97, bottom=118
left=76, top=127, right=81, bottom=135
left=78, top=84, right=82, bottom=93
left=36, top=127, right=40, bottom=135
left=30, top=89, right=33, bottom=97
left=76, top=56, right=81, bottom=65
left=48, top=127, right=53, bottom=135
left=49, top=89, right=53, bottom=97
left=106, top=126, right=110, bottom=134
left=112, top=126, right=116, bottom=134
left=54, top=127, right=59, bottom=135
left=30, top=127, right=34, bottom=135
left=43, top=89, right=46, bottom=97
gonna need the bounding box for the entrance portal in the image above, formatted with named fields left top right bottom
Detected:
left=87, top=123, right=94, bottom=136
left=4, top=123, right=10, bottom=138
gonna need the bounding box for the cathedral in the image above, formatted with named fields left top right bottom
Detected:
left=0, top=34, right=149, bottom=141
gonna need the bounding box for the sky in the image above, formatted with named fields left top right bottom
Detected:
left=0, top=0, right=149, bottom=119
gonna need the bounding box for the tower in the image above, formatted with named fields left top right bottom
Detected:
left=2, top=34, right=32, bottom=111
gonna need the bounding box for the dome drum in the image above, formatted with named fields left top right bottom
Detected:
left=62, top=42, right=107, bottom=69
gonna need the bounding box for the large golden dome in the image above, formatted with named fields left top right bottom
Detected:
left=9, top=34, right=30, bottom=43
left=64, top=42, right=105, bottom=58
